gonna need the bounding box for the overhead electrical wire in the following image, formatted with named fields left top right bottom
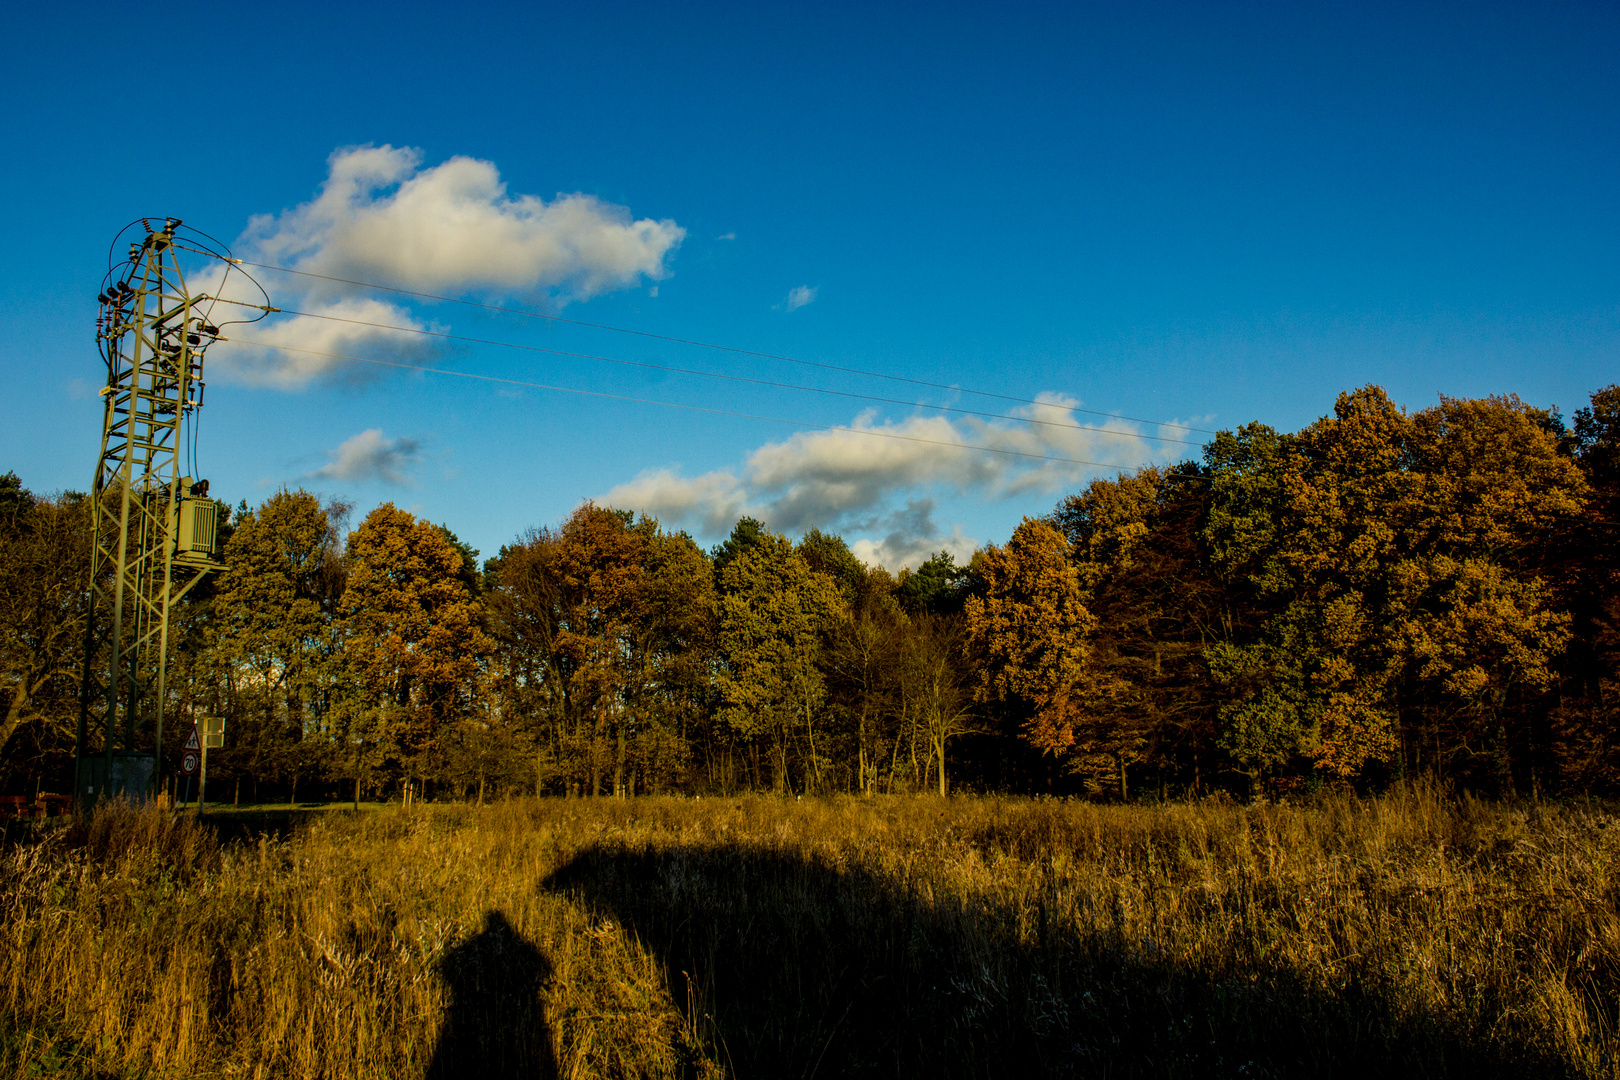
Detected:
left=194, top=249, right=1216, bottom=436
left=222, top=336, right=1196, bottom=473
left=217, top=301, right=1203, bottom=448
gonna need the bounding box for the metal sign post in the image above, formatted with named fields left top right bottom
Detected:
left=199, top=716, right=224, bottom=812
left=180, top=724, right=199, bottom=808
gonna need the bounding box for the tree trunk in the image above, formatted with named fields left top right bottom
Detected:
left=591, top=711, right=603, bottom=796
left=887, top=729, right=903, bottom=794
left=804, top=697, right=821, bottom=794
left=614, top=722, right=626, bottom=799
left=857, top=710, right=868, bottom=795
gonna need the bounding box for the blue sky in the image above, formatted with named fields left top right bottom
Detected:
left=2, top=1, right=1616, bottom=568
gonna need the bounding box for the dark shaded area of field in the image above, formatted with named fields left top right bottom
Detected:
left=544, top=844, right=1569, bottom=1079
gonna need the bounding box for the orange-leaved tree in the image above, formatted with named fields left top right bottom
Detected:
left=337, top=503, right=489, bottom=801
left=963, top=518, right=1096, bottom=761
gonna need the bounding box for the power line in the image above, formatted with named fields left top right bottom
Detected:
left=207, top=252, right=1218, bottom=436
left=234, top=302, right=1202, bottom=448
left=223, top=337, right=1196, bottom=473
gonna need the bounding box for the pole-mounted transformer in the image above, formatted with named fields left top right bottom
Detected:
left=74, top=218, right=264, bottom=806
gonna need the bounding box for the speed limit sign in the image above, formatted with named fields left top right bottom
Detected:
left=181, top=725, right=201, bottom=775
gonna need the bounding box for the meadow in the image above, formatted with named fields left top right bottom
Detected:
left=1, top=788, right=1617, bottom=1079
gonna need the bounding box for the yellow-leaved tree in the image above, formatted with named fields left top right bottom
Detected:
left=963, top=518, right=1096, bottom=763
left=337, top=503, right=490, bottom=803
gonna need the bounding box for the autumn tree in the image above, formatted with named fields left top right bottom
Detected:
left=715, top=527, right=846, bottom=792
left=483, top=528, right=573, bottom=794
left=627, top=525, right=715, bottom=793
left=484, top=505, right=715, bottom=796
left=1550, top=386, right=1620, bottom=786
left=207, top=490, right=345, bottom=800
left=0, top=476, right=91, bottom=788
left=1056, top=464, right=1223, bottom=797
left=899, top=613, right=974, bottom=795
left=963, top=518, right=1096, bottom=768
left=549, top=505, right=646, bottom=795
left=824, top=568, right=905, bottom=793
left=337, top=503, right=490, bottom=801
left=1201, top=387, right=1585, bottom=792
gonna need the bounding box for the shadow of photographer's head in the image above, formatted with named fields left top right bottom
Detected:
left=427, top=908, right=556, bottom=1080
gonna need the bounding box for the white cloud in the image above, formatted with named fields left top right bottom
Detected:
left=716, top=232, right=736, bottom=241
left=247, top=145, right=685, bottom=301
left=209, top=296, right=435, bottom=389
left=309, top=429, right=422, bottom=486
left=197, top=145, right=685, bottom=387
left=599, top=395, right=1188, bottom=571
left=783, top=285, right=817, bottom=311
left=602, top=467, right=748, bottom=538
left=847, top=500, right=979, bottom=572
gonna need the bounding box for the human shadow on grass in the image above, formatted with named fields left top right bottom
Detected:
left=542, top=845, right=1573, bottom=1080
left=426, top=909, right=558, bottom=1080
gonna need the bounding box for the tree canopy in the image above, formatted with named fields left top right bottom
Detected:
left=5, top=383, right=1618, bottom=802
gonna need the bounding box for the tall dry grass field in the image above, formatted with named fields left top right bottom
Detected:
left=2, top=790, right=1617, bottom=1078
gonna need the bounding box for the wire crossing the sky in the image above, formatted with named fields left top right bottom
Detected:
left=223, top=336, right=1202, bottom=474
left=196, top=249, right=1217, bottom=436
left=235, top=302, right=1204, bottom=448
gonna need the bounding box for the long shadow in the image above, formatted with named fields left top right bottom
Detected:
left=543, top=845, right=1573, bottom=1080
left=427, top=910, right=558, bottom=1080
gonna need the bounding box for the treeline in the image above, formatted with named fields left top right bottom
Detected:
left=3, top=383, right=1616, bottom=801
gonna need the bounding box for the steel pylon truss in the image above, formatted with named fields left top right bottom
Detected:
left=74, top=218, right=257, bottom=803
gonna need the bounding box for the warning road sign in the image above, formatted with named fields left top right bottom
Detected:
left=181, top=724, right=201, bottom=775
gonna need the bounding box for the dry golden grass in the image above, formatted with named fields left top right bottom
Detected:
left=2, top=788, right=1617, bottom=1078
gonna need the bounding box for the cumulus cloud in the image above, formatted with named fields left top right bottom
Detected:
left=602, top=466, right=750, bottom=538
left=200, top=145, right=685, bottom=387
left=599, top=395, right=1188, bottom=570
left=248, top=145, right=685, bottom=300
left=782, top=285, right=817, bottom=311
left=309, top=429, right=422, bottom=486
left=847, top=500, right=978, bottom=572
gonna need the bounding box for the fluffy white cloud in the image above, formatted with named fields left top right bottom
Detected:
left=601, top=467, right=749, bottom=538
left=309, top=429, right=422, bottom=486
left=783, top=285, right=817, bottom=311
left=599, top=396, right=1188, bottom=570
left=198, top=145, right=684, bottom=387
left=248, top=145, right=685, bottom=301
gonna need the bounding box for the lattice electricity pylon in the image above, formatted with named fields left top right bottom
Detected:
left=73, top=218, right=266, bottom=805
